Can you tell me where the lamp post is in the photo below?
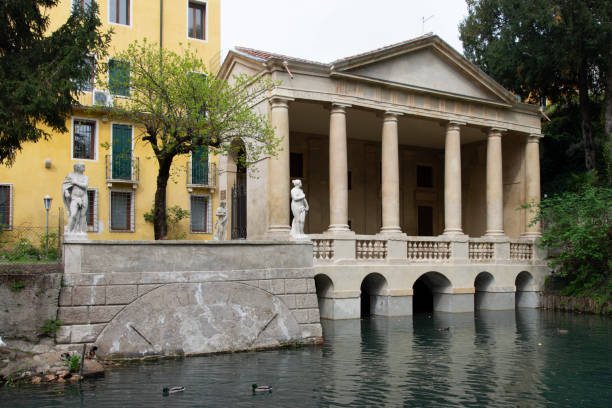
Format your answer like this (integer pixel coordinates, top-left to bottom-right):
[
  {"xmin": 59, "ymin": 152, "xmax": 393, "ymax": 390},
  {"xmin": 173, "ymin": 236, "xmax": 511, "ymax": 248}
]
[{"xmin": 43, "ymin": 195, "xmax": 52, "ymax": 258}]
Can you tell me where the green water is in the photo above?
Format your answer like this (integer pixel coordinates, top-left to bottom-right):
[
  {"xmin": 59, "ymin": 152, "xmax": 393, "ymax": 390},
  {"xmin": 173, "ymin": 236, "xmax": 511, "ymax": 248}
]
[{"xmin": 1, "ymin": 310, "xmax": 610, "ymax": 407}]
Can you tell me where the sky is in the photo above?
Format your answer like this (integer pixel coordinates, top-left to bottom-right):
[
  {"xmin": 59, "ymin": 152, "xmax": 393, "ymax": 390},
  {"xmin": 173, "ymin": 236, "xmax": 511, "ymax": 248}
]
[{"xmin": 220, "ymin": 0, "xmax": 469, "ymax": 65}]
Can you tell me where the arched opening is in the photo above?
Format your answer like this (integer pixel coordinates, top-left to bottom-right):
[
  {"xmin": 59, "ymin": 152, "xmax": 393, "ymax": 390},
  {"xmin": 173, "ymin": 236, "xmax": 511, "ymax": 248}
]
[
  {"xmin": 314, "ymin": 274, "xmax": 334, "ymax": 320},
  {"xmin": 228, "ymin": 139, "xmax": 247, "ymax": 239},
  {"xmin": 515, "ymin": 271, "xmax": 538, "ymax": 308},
  {"xmin": 474, "ymin": 272, "xmax": 495, "ymax": 310},
  {"xmin": 360, "ymin": 273, "xmax": 388, "ymax": 318},
  {"xmin": 412, "ymin": 272, "xmax": 452, "ymax": 313}
]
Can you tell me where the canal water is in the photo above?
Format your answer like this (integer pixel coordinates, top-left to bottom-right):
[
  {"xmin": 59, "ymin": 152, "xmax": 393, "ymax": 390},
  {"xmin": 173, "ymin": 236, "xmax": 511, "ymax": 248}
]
[{"xmin": 1, "ymin": 310, "xmax": 610, "ymax": 407}]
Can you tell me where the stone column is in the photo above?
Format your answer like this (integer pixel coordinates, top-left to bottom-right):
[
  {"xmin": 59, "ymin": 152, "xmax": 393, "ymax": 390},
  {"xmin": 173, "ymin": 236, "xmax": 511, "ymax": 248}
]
[
  {"xmin": 522, "ymin": 134, "xmax": 542, "ymax": 237},
  {"xmin": 327, "ymin": 103, "xmax": 352, "ymax": 234},
  {"xmin": 380, "ymin": 111, "xmax": 403, "ymax": 235},
  {"xmin": 486, "ymin": 128, "xmax": 506, "ymax": 236},
  {"xmin": 443, "ymin": 121, "xmax": 465, "ymax": 235},
  {"xmin": 266, "ymin": 97, "xmax": 293, "ymax": 238}
]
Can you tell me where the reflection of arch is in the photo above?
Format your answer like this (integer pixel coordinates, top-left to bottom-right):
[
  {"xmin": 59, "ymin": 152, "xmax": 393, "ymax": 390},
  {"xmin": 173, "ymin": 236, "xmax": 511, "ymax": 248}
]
[
  {"xmin": 314, "ymin": 274, "xmax": 334, "ymax": 320},
  {"xmin": 515, "ymin": 271, "xmax": 538, "ymax": 308},
  {"xmin": 474, "ymin": 271, "xmax": 494, "ymax": 310},
  {"xmin": 412, "ymin": 271, "xmax": 452, "ymax": 313},
  {"xmin": 228, "ymin": 138, "xmax": 247, "ymax": 239},
  {"xmin": 360, "ymin": 273, "xmax": 388, "ymax": 318}
]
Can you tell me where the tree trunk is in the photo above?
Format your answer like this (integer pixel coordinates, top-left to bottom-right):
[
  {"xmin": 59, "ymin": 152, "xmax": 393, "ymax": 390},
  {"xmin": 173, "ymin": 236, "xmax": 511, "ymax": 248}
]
[
  {"xmin": 153, "ymin": 156, "xmax": 173, "ymax": 240},
  {"xmin": 578, "ymin": 60, "xmax": 596, "ymax": 171}
]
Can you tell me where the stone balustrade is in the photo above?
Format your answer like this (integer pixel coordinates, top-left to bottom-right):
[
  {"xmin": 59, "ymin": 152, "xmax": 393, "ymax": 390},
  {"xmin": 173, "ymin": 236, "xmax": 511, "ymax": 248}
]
[{"xmin": 309, "ymin": 234, "xmax": 540, "ymax": 265}]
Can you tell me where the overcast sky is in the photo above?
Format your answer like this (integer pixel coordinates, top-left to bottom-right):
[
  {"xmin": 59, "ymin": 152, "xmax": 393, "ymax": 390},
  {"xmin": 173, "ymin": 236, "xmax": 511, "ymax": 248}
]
[{"xmin": 220, "ymin": 0, "xmax": 469, "ymax": 64}]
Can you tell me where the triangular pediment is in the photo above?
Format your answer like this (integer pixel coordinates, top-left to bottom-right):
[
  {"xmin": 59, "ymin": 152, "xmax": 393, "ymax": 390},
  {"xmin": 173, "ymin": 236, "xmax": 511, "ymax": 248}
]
[{"xmin": 335, "ymin": 37, "xmax": 515, "ymax": 104}]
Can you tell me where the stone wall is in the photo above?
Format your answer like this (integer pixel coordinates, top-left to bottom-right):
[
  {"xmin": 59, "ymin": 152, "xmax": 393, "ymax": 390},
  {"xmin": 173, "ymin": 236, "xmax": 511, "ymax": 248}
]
[
  {"xmin": 0, "ymin": 264, "xmax": 62, "ymax": 339},
  {"xmin": 59, "ymin": 240, "xmax": 322, "ymax": 359}
]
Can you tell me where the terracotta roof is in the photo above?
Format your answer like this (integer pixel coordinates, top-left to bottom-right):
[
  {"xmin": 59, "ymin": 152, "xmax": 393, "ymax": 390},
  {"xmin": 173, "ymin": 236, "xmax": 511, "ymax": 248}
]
[
  {"xmin": 233, "ymin": 33, "xmax": 436, "ymax": 67},
  {"xmin": 234, "ymin": 46, "xmax": 328, "ymax": 66}
]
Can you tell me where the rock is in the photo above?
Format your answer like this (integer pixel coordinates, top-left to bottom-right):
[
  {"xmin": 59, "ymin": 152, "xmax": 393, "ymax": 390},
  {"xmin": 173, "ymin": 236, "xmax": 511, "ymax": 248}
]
[
  {"xmin": 44, "ymin": 374, "xmax": 56, "ymax": 382},
  {"xmin": 83, "ymin": 359, "xmax": 104, "ymax": 377},
  {"xmin": 56, "ymin": 377, "xmax": 65, "ymax": 383},
  {"xmin": 30, "ymin": 376, "xmax": 41, "ymax": 384},
  {"xmin": 69, "ymin": 374, "xmax": 80, "ymax": 382},
  {"xmin": 56, "ymin": 370, "xmax": 71, "ymax": 379}
]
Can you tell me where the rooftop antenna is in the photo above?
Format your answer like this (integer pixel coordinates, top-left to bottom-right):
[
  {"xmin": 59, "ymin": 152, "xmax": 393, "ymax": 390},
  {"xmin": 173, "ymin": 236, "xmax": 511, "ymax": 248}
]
[{"xmin": 422, "ymin": 15, "xmax": 434, "ymax": 34}]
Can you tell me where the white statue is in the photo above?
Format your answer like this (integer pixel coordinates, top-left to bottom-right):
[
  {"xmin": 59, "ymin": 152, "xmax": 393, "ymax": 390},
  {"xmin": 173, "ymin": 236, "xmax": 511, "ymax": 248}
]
[
  {"xmin": 290, "ymin": 179, "xmax": 309, "ymax": 239},
  {"xmin": 62, "ymin": 163, "xmax": 89, "ymax": 237},
  {"xmin": 213, "ymin": 200, "xmax": 228, "ymax": 241}
]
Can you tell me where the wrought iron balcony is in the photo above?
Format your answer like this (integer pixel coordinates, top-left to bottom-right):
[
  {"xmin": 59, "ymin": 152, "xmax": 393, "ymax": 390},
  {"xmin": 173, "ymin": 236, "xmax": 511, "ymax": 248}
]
[
  {"xmin": 105, "ymin": 155, "xmax": 139, "ymax": 188},
  {"xmin": 186, "ymin": 162, "xmax": 217, "ymax": 191}
]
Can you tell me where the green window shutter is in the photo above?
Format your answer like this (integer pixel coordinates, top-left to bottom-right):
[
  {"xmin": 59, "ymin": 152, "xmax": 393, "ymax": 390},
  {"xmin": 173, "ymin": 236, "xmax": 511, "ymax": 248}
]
[
  {"xmin": 112, "ymin": 124, "xmax": 132, "ymax": 180},
  {"xmin": 192, "ymin": 145, "xmax": 209, "ymax": 185},
  {"xmin": 109, "ymin": 59, "xmax": 130, "ymax": 97}
]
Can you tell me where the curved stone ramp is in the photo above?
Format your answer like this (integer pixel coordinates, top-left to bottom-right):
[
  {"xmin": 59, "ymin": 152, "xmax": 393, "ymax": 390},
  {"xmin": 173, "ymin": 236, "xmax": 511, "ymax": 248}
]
[{"xmin": 95, "ymin": 282, "xmax": 301, "ymax": 359}]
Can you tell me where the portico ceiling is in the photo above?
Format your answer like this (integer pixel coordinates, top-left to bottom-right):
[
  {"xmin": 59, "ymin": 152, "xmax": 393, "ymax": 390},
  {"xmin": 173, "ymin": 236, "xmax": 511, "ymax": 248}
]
[{"xmin": 289, "ymin": 101, "xmax": 486, "ymax": 150}]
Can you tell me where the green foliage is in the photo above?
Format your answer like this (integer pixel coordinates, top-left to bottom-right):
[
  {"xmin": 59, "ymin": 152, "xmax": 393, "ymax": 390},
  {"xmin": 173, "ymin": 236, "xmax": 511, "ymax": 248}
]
[
  {"xmin": 143, "ymin": 205, "xmax": 189, "ymax": 240},
  {"xmin": 528, "ymin": 184, "xmax": 611, "ymax": 298},
  {"xmin": 10, "ymin": 281, "xmax": 25, "ymax": 291},
  {"xmin": 0, "ymin": 0, "xmax": 112, "ymax": 165},
  {"xmin": 40, "ymin": 319, "xmax": 62, "ymax": 338},
  {"xmin": 97, "ymin": 40, "xmax": 279, "ymax": 239},
  {"xmin": 61, "ymin": 352, "xmax": 80, "ymax": 372}
]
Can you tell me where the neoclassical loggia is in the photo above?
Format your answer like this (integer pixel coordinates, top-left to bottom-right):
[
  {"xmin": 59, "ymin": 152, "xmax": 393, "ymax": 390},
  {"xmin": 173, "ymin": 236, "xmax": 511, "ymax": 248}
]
[{"xmin": 219, "ymin": 34, "xmax": 547, "ymax": 318}]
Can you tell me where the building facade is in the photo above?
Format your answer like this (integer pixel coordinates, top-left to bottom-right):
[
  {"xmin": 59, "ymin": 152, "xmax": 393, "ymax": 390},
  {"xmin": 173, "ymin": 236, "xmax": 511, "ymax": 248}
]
[
  {"xmin": 0, "ymin": 0, "xmax": 220, "ymax": 241},
  {"xmin": 219, "ymin": 35, "xmax": 549, "ymax": 318}
]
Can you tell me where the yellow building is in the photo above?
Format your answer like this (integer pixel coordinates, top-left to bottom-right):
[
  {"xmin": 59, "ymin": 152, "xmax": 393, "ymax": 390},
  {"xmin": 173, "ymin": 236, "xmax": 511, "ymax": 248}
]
[{"xmin": 0, "ymin": 0, "xmax": 221, "ymax": 242}]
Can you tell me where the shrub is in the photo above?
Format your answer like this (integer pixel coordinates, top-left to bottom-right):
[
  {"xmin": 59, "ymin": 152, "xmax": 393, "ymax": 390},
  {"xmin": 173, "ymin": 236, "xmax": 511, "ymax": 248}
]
[
  {"xmin": 61, "ymin": 353, "xmax": 80, "ymax": 373},
  {"xmin": 10, "ymin": 281, "xmax": 25, "ymax": 291},
  {"xmin": 528, "ymin": 184, "xmax": 611, "ymax": 299},
  {"xmin": 143, "ymin": 205, "xmax": 189, "ymax": 239},
  {"xmin": 40, "ymin": 319, "xmax": 62, "ymax": 338}
]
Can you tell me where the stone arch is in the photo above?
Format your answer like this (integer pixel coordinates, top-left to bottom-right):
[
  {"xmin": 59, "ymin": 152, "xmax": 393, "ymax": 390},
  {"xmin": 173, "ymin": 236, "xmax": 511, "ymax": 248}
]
[
  {"xmin": 314, "ymin": 273, "xmax": 334, "ymax": 319},
  {"xmin": 474, "ymin": 271, "xmax": 495, "ymax": 310},
  {"xmin": 94, "ymin": 282, "xmax": 301, "ymax": 359},
  {"xmin": 515, "ymin": 271, "xmax": 538, "ymax": 308},
  {"xmin": 360, "ymin": 273, "xmax": 389, "ymax": 318},
  {"xmin": 412, "ymin": 271, "xmax": 453, "ymax": 313}
]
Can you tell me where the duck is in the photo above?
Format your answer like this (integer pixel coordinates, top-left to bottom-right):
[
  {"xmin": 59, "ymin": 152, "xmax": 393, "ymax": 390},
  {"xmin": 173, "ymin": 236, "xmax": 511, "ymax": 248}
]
[
  {"xmin": 162, "ymin": 386, "xmax": 185, "ymax": 396},
  {"xmin": 252, "ymin": 384, "xmax": 273, "ymax": 394}
]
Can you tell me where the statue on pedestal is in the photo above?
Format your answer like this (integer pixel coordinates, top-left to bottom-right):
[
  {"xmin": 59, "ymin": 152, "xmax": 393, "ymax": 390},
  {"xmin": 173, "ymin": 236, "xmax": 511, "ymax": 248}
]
[
  {"xmin": 290, "ymin": 179, "xmax": 309, "ymax": 240},
  {"xmin": 62, "ymin": 163, "xmax": 89, "ymax": 238},
  {"xmin": 213, "ymin": 200, "xmax": 228, "ymax": 241}
]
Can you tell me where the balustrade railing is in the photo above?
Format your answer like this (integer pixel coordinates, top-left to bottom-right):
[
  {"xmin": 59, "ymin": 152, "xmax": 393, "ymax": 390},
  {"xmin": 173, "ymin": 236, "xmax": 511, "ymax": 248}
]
[
  {"xmin": 510, "ymin": 242, "xmax": 533, "ymax": 261},
  {"xmin": 469, "ymin": 242, "xmax": 494, "ymax": 263},
  {"xmin": 356, "ymin": 239, "xmax": 387, "ymax": 260},
  {"xmin": 407, "ymin": 240, "xmax": 451, "ymax": 262},
  {"xmin": 312, "ymin": 239, "xmax": 334, "ymax": 260}
]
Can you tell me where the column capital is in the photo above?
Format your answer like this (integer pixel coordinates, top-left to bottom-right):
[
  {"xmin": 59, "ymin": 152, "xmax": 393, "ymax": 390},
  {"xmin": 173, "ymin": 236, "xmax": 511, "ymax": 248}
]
[
  {"xmin": 487, "ymin": 127, "xmax": 507, "ymax": 137},
  {"xmin": 527, "ymin": 133, "xmax": 543, "ymax": 143},
  {"xmin": 383, "ymin": 110, "xmax": 403, "ymax": 119},
  {"xmin": 330, "ymin": 102, "xmax": 351, "ymax": 114},
  {"xmin": 445, "ymin": 120, "xmax": 466, "ymax": 131},
  {"xmin": 269, "ymin": 96, "xmax": 294, "ymax": 109}
]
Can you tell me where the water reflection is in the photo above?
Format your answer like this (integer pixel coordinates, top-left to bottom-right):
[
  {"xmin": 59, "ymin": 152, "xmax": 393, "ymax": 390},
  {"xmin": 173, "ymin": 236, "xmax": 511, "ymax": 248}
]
[{"xmin": 1, "ymin": 311, "xmax": 610, "ymax": 407}]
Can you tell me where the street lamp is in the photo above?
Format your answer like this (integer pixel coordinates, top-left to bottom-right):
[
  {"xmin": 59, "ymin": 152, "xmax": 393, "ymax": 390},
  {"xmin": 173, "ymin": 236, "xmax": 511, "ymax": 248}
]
[{"xmin": 43, "ymin": 195, "xmax": 52, "ymax": 257}]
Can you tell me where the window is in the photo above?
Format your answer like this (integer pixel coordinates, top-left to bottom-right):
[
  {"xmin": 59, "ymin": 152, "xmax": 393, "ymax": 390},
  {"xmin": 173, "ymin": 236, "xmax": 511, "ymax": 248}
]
[
  {"xmin": 72, "ymin": 0, "xmax": 93, "ymax": 11},
  {"xmin": 290, "ymin": 153, "xmax": 303, "ymax": 178},
  {"xmin": 0, "ymin": 184, "xmax": 12, "ymax": 230},
  {"xmin": 191, "ymin": 146, "xmax": 209, "ymax": 185},
  {"xmin": 109, "ymin": 59, "xmax": 130, "ymax": 97},
  {"xmin": 72, "ymin": 119, "xmax": 96, "ymax": 160},
  {"xmin": 188, "ymin": 2, "xmax": 206, "ymax": 40},
  {"xmin": 109, "ymin": 0, "xmax": 130, "ymax": 25},
  {"xmin": 417, "ymin": 165, "xmax": 433, "ymax": 188},
  {"xmin": 86, "ymin": 189, "xmax": 98, "ymax": 232},
  {"xmin": 110, "ymin": 191, "xmax": 133, "ymax": 231},
  {"xmin": 190, "ymin": 195, "xmax": 211, "ymax": 233},
  {"xmin": 77, "ymin": 56, "xmax": 95, "ymax": 92}
]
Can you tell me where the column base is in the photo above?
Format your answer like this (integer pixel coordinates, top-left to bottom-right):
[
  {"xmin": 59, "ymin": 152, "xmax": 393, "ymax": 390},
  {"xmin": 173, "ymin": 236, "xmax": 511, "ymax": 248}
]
[
  {"xmin": 485, "ymin": 229, "xmax": 506, "ymax": 237},
  {"xmin": 443, "ymin": 228, "xmax": 464, "ymax": 236},
  {"xmin": 265, "ymin": 225, "xmax": 291, "ymax": 240},
  {"xmin": 378, "ymin": 227, "xmax": 406, "ymax": 238},
  {"xmin": 520, "ymin": 232, "xmax": 542, "ymax": 239},
  {"xmin": 325, "ymin": 224, "xmax": 355, "ymax": 236}
]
